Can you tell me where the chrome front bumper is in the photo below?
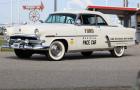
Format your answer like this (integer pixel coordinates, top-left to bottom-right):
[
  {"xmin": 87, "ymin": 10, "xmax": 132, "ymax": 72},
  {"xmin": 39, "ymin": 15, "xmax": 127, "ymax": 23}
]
[
  {"xmin": 1, "ymin": 44, "xmax": 49, "ymax": 50},
  {"xmin": 1, "ymin": 39, "xmax": 49, "ymax": 50}
]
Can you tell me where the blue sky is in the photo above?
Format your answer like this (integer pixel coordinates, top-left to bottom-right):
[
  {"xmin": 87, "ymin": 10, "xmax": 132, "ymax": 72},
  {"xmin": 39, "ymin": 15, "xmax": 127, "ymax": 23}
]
[{"xmin": 0, "ymin": 0, "xmax": 140, "ymax": 24}]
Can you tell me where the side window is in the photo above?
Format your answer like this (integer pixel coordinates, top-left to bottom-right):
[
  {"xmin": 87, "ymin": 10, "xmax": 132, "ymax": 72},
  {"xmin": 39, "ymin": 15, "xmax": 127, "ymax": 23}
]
[
  {"xmin": 96, "ymin": 15, "xmax": 108, "ymax": 26},
  {"xmin": 80, "ymin": 14, "xmax": 96, "ymax": 25}
]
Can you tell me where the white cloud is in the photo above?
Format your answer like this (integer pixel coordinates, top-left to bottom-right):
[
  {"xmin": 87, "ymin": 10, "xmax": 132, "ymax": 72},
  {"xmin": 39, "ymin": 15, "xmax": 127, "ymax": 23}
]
[
  {"xmin": 82, "ymin": 0, "xmax": 93, "ymax": 6},
  {"xmin": 67, "ymin": 0, "xmax": 84, "ymax": 9},
  {"xmin": 66, "ymin": 0, "xmax": 93, "ymax": 10}
]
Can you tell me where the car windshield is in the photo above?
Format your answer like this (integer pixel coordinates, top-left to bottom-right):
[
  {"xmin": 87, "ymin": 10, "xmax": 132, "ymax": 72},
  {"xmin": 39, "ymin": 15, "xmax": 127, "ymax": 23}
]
[{"xmin": 45, "ymin": 13, "xmax": 77, "ymax": 24}]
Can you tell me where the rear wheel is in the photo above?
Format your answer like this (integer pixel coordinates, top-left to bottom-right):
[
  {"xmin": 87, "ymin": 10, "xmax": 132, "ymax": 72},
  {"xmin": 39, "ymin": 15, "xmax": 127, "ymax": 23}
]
[
  {"xmin": 14, "ymin": 49, "xmax": 33, "ymax": 59},
  {"xmin": 46, "ymin": 41, "xmax": 65, "ymax": 61},
  {"xmin": 81, "ymin": 51, "xmax": 93, "ymax": 57},
  {"xmin": 110, "ymin": 46, "xmax": 125, "ymax": 57}
]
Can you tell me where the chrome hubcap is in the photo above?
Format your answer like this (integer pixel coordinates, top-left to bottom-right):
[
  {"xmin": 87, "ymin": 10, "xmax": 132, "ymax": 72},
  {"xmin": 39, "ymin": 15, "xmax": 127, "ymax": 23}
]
[
  {"xmin": 50, "ymin": 43, "xmax": 62, "ymax": 57},
  {"xmin": 114, "ymin": 46, "xmax": 124, "ymax": 57},
  {"xmin": 115, "ymin": 47, "xmax": 124, "ymax": 54}
]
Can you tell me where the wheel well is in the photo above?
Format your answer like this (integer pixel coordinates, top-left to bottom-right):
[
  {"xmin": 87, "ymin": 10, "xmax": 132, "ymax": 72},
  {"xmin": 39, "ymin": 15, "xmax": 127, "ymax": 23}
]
[
  {"xmin": 53, "ymin": 39, "xmax": 68, "ymax": 52},
  {"xmin": 124, "ymin": 46, "xmax": 127, "ymax": 49}
]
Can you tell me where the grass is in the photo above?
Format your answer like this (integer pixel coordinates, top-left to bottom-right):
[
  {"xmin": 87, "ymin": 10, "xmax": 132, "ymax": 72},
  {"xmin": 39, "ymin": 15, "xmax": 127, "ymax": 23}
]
[{"xmin": 0, "ymin": 36, "xmax": 3, "ymax": 46}]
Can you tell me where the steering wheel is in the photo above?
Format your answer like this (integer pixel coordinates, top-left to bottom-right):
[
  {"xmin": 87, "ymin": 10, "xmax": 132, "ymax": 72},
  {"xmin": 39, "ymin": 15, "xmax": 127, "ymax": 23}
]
[{"xmin": 66, "ymin": 19, "xmax": 74, "ymax": 24}]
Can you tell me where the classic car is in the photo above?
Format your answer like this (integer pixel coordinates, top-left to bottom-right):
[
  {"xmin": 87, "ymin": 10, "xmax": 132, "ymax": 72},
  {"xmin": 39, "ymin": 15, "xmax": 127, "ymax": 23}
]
[{"xmin": 2, "ymin": 10, "xmax": 136, "ymax": 61}]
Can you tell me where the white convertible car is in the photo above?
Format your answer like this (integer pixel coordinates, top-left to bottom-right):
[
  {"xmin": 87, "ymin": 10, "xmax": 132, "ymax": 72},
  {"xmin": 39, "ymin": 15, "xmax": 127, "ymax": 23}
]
[{"xmin": 3, "ymin": 10, "xmax": 136, "ymax": 61}]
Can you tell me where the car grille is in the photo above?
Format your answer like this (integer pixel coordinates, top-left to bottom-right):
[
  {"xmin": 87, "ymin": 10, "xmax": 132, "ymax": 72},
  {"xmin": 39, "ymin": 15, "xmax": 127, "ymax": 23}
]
[{"xmin": 10, "ymin": 36, "xmax": 38, "ymax": 40}]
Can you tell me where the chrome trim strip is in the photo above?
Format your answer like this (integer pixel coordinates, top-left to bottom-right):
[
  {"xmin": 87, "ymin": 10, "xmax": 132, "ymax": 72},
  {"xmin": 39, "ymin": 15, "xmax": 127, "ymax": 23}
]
[{"xmin": 45, "ymin": 35, "xmax": 99, "ymax": 38}]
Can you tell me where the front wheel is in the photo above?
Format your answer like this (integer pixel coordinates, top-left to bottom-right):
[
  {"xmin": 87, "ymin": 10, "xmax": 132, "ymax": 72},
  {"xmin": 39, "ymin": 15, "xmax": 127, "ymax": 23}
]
[
  {"xmin": 46, "ymin": 41, "xmax": 65, "ymax": 61},
  {"xmin": 14, "ymin": 49, "xmax": 33, "ymax": 59},
  {"xmin": 110, "ymin": 46, "xmax": 125, "ymax": 57}
]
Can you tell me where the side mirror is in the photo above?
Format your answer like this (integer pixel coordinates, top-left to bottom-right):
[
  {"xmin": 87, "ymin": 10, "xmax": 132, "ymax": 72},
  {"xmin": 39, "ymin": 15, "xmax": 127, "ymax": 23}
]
[
  {"xmin": 39, "ymin": 20, "xmax": 44, "ymax": 23},
  {"xmin": 23, "ymin": 21, "xmax": 27, "ymax": 25},
  {"xmin": 75, "ymin": 19, "xmax": 81, "ymax": 26}
]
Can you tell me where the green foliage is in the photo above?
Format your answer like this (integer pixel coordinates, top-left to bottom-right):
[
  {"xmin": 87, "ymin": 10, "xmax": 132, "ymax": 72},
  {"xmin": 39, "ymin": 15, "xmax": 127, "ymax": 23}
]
[
  {"xmin": 0, "ymin": 36, "xmax": 13, "ymax": 52},
  {"xmin": 0, "ymin": 36, "xmax": 3, "ymax": 46}
]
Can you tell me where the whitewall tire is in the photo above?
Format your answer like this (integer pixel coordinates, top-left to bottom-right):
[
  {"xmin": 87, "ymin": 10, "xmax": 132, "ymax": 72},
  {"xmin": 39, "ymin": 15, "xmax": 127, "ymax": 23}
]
[
  {"xmin": 46, "ymin": 41, "xmax": 65, "ymax": 61},
  {"xmin": 110, "ymin": 46, "xmax": 125, "ymax": 57}
]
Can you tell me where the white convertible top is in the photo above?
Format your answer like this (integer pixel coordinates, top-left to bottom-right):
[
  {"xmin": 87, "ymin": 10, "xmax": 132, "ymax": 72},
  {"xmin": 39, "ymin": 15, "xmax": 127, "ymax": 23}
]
[{"xmin": 52, "ymin": 10, "xmax": 121, "ymax": 27}]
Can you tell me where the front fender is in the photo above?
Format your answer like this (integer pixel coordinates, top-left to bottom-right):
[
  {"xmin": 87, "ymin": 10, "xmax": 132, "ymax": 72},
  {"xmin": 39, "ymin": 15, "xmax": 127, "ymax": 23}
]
[{"xmin": 41, "ymin": 37, "xmax": 67, "ymax": 47}]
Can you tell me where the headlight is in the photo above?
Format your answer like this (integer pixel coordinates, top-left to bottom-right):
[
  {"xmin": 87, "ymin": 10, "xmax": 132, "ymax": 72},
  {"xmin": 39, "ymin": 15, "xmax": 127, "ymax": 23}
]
[
  {"xmin": 25, "ymin": 39, "xmax": 29, "ymax": 44},
  {"xmin": 34, "ymin": 29, "xmax": 40, "ymax": 37},
  {"xmin": 3, "ymin": 27, "xmax": 7, "ymax": 35}
]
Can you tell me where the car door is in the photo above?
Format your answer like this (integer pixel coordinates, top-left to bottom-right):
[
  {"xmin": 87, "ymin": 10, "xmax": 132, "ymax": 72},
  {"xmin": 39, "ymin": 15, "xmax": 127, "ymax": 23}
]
[
  {"xmin": 75, "ymin": 14, "xmax": 107, "ymax": 50},
  {"xmin": 95, "ymin": 15, "xmax": 110, "ymax": 48}
]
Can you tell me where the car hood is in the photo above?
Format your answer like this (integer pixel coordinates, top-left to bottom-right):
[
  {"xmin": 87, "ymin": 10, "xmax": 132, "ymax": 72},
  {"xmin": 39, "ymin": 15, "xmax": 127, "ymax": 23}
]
[{"xmin": 12, "ymin": 23, "xmax": 75, "ymax": 36}]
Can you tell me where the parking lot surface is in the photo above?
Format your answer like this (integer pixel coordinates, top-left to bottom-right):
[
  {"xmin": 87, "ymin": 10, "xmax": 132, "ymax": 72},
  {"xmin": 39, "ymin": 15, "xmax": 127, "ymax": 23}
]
[{"xmin": 0, "ymin": 45, "xmax": 140, "ymax": 89}]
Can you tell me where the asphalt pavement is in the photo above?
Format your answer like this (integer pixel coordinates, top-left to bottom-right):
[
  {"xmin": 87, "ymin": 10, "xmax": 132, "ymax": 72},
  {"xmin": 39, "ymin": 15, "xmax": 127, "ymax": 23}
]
[{"xmin": 0, "ymin": 45, "xmax": 140, "ymax": 90}]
